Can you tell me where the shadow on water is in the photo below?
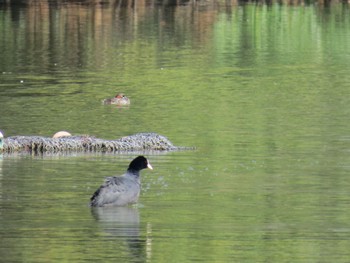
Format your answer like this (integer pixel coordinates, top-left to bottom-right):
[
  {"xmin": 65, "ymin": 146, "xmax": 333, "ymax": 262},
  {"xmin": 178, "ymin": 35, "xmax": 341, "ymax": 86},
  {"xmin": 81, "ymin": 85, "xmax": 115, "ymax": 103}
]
[{"xmin": 91, "ymin": 206, "xmax": 151, "ymax": 261}]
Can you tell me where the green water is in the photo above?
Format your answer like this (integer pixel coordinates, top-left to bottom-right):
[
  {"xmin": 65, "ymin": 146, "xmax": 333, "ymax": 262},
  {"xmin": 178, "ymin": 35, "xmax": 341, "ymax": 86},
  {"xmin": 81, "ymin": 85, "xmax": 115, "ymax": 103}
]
[{"xmin": 1, "ymin": 1, "xmax": 350, "ymax": 262}]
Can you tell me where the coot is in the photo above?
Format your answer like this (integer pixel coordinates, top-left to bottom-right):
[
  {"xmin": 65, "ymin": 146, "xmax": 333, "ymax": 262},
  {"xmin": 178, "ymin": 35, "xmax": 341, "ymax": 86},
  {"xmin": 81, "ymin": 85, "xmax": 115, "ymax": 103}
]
[{"xmin": 90, "ymin": 156, "xmax": 152, "ymax": 207}]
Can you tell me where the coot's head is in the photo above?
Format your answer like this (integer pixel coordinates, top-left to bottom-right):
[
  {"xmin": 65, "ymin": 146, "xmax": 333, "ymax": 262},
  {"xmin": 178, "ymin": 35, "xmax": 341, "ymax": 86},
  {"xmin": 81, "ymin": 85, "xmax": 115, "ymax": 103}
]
[{"xmin": 128, "ymin": 156, "xmax": 153, "ymax": 171}]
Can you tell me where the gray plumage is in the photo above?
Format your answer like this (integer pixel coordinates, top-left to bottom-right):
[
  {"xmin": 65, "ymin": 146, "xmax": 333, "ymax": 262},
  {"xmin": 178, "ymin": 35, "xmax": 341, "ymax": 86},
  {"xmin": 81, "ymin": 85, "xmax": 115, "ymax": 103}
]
[{"xmin": 90, "ymin": 156, "xmax": 152, "ymax": 207}]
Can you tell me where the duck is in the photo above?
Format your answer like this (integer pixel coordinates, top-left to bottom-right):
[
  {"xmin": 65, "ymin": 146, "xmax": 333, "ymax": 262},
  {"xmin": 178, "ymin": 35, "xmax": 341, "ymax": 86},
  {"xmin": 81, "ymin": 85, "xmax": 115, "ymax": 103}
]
[
  {"xmin": 102, "ymin": 93, "xmax": 130, "ymax": 106},
  {"xmin": 90, "ymin": 156, "xmax": 153, "ymax": 207}
]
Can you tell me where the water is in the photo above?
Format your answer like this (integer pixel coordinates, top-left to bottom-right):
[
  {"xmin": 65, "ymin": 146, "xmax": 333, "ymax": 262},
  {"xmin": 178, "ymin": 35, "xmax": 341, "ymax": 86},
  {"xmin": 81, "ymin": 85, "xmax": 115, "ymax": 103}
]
[{"xmin": 1, "ymin": 1, "xmax": 350, "ymax": 262}]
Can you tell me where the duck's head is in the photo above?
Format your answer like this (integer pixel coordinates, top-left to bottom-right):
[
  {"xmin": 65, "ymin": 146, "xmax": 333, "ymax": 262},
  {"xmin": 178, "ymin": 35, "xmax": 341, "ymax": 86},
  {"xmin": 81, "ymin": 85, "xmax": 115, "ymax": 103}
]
[
  {"xmin": 114, "ymin": 93, "xmax": 130, "ymax": 105},
  {"xmin": 115, "ymin": 93, "xmax": 126, "ymax": 99}
]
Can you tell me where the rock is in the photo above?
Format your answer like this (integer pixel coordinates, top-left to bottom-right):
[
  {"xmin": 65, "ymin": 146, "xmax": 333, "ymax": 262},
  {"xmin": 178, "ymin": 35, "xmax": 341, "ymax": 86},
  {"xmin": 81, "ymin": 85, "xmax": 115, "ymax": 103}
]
[
  {"xmin": 53, "ymin": 131, "xmax": 72, "ymax": 138},
  {"xmin": 2, "ymin": 132, "xmax": 193, "ymax": 154}
]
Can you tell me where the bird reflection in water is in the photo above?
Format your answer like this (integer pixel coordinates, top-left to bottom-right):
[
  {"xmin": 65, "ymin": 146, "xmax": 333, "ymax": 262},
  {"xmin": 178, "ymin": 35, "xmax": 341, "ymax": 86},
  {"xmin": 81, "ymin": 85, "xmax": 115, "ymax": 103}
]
[{"xmin": 91, "ymin": 206, "xmax": 152, "ymax": 261}]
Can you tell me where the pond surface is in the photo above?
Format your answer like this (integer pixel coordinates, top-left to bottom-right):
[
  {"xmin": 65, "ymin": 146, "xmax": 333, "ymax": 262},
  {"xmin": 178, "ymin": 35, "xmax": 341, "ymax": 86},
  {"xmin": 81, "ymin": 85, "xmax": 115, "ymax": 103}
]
[{"xmin": 1, "ymin": 1, "xmax": 350, "ymax": 262}]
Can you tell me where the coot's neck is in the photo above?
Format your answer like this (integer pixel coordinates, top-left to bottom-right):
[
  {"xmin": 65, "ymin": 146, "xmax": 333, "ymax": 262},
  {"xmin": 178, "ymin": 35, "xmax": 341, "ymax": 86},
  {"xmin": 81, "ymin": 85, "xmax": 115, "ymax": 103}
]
[{"xmin": 126, "ymin": 168, "xmax": 141, "ymax": 178}]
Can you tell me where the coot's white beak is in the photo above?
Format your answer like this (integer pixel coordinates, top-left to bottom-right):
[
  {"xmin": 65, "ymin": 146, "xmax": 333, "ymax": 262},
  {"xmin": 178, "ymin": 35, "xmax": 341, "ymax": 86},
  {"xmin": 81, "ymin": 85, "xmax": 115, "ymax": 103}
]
[{"xmin": 147, "ymin": 161, "xmax": 153, "ymax": 170}]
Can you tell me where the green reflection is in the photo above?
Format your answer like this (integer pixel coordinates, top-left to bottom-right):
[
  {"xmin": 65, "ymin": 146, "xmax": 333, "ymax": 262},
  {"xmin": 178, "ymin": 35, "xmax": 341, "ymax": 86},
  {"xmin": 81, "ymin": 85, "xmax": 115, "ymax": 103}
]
[{"xmin": 0, "ymin": 1, "xmax": 350, "ymax": 262}]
